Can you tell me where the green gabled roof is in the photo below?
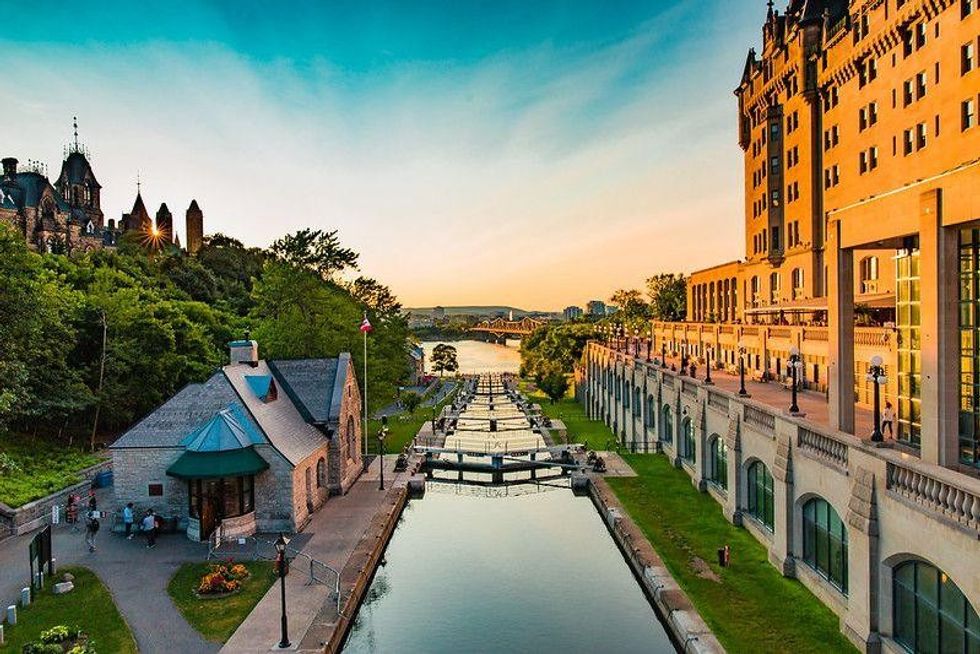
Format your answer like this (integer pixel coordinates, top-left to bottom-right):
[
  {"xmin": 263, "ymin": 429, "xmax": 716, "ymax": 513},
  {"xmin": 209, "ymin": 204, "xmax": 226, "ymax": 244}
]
[
  {"xmin": 166, "ymin": 446, "xmax": 269, "ymax": 479},
  {"xmin": 180, "ymin": 404, "xmax": 265, "ymax": 452},
  {"xmin": 244, "ymin": 374, "xmax": 274, "ymax": 401}
]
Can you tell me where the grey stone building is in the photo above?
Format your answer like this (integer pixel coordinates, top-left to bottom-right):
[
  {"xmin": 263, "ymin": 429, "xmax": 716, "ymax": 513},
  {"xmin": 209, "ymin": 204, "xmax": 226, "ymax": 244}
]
[{"xmin": 110, "ymin": 339, "xmax": 363, "ymax": 540}]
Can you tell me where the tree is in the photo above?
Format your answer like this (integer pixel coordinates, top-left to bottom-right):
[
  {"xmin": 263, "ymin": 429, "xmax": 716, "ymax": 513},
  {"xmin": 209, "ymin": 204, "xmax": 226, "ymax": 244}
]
[
  {"xmin": 430, "ymin": 344, "xmax": 459, "ymax": 377},
  {"xmin": 270, "ymin": 229, "xmax": 358, "ymax": 281},
  {"xmin": 400, "ymin": 390, "xmax": 423, "ymax": 414},
  {"xmin": 646, "ymin": 273, "xmax": 688, "ymax": 321},
  {"xmin": 519, "ymin": 322, "xmax": 595, "ymax": 380},
  {"xmin": 537, "ymin": 371, "xmax": 570, "ymax": 404},
  {"xmin": 349, "ymin": 277, "xmax": 402, "ymax": 318},
  {"xmin": 609, "ymin": 288, "xmax": 650, "ymax": 319}
]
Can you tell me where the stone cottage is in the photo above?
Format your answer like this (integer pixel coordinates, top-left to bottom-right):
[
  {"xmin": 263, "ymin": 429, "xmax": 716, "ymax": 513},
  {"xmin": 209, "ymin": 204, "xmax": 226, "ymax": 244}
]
[{"xmin": 110, "ymin": 339, "xmax": 363, "ymax": 540}]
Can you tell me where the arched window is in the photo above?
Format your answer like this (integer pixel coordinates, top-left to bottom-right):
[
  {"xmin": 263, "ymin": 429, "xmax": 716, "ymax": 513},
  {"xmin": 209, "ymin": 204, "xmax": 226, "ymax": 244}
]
[
  {"xmin": 746, "ymin": 461, "xmax": 774, "ymax": 530},
  {"xmin": 646, "ymin": 395, "xmax": 656, "ymax": 428},
  {"xmin": 661, "ymin": 405, "xmax": 673, "ymax": 445},
  {"xmin": 615, "ymin": 375, "xmax": 621, "ymax": 400},
  {"xmin": 802, "ymin": 497, "xmax": 848, "ymax": 594},
  {"xmin": 770, "ymin": 272, "xmax": 781, "ymax": 304},
  {"xmin": 633, "ymin": 387, "xmax": 641, "ymax": 417},
  {"xmin": 316, "ymin": 457, "xmax": 326, "ymax": 488},
  {"xmin": 707, "ymin": 435, "xmax": 727, "ymax": 489},
  {"xmin": 681, "ymin": 417, "xmax": 695, "ymax": 464},
  {"xmin": 347, "ymin": 415, "xmax": 357, "ymax": 458},
  {"xmin": 623, "ymin": 382, "xmax": 630, "ymax": 408},
  {"xmin": 893, "ymin": 559, "xmax": 980, "ymax": 653}
]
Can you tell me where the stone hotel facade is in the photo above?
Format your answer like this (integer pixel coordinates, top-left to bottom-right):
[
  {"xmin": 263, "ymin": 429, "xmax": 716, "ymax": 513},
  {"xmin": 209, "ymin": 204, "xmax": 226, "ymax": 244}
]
[{"xmin": 582, "ymin": 1, "xmax": 980, "ymax": 652}]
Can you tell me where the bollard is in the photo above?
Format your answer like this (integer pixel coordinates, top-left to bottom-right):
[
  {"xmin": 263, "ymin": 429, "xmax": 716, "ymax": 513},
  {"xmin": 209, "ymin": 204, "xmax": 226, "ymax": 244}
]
[
  {"xmin": 0, "ymin": 623, "xmax": 4, "ymax": 645},
  {"xmin": 20, "ymin": 587, "xmax": 30, "ymax": 607},
  {"xmin": 6, "ymin": 605, "xmax": 16, "ymax": 626}
]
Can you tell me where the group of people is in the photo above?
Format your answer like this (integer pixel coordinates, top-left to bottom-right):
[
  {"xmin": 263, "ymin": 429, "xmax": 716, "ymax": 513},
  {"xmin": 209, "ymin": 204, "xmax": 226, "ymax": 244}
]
[{"xmin": 81, "ymin": 496, "xmax": 160, "ymax": 553}]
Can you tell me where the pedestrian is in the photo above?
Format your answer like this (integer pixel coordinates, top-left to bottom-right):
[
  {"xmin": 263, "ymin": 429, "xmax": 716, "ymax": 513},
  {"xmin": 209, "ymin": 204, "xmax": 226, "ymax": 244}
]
[
  {"xmin": 881, "ymin": 401, "xmax": 895, "ymax": 438},
  {"xmin": 123, "ymin": 502, "xmax": 135, "ymax": 539},
  {"xmin": 142, "ymin": 509, "xmax": 158, "ymax": 548},
  {"xmin": 87, "ymin": 490, "xmax": 97, "ymax": 513},
  {"xmin": 85, "ymin": 510, "xmax": 100, "ymax": 553}
]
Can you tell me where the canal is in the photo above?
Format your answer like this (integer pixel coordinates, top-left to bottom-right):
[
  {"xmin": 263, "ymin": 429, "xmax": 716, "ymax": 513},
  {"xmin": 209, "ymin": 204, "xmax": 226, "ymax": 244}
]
[
  {"xmin": 421, "ymin": 339, "xmax": 521, "ymax": 375},
  {"xmin": 343, "ymin": 373, "xmax": 676, "ymax": 653}
]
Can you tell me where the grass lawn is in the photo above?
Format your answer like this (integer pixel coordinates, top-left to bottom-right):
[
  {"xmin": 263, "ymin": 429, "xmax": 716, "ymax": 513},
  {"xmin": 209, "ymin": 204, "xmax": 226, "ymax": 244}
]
[
  {"xmin": 521, "ymin": 381, "xmax": 618, "ymax": 449},
  {"xmin": 167, "ymin": 561, "xmax": 277, "ymax": 643},
  {"xmin": 0, "ymin": 566, "xmax": 137, "ymax": 653},
  {"xmin": 366, "ymin": 381, "xmax": 459, "ymax": 455},
  {"xmin": 0, "ymin": 432, "xmax": 105, "ymax": 508}
]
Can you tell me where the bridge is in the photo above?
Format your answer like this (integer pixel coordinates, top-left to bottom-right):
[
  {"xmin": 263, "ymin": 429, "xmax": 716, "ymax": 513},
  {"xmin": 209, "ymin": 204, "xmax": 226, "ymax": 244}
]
[{"xmin": 470, "ymin": 316, "xmax": 546, "ymax": 341}]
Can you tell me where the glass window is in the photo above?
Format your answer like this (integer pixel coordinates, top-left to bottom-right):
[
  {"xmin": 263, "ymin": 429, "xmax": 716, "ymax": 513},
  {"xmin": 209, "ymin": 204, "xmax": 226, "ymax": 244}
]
[
  {"xmin": 893, "ymin": 559, "xmax": 980, "ymax": 653},
  {"xmin": 802, "ymin": 497, "xmax": 848, "ymax": 594},
  {"xmin": 960, "ymin": 229, "xmax": 980, "ymax": 468},
  {"xmin": 681, "ymin": 417, "xmax": 695, "ymax": 464},
  {"xmin": 898, "ymin": 247, "xmax": 923, "ymax": 447},
  {"xmin": 746, "ymin": 461, "xmax": 774, "ymax": 530},
  {"xmin": 662, "ymin": 406, "xmax": 673, "ymax": 445},
  {"xmin": 707, "ymin": 436, "xmax": 727, "ymax": 489}
]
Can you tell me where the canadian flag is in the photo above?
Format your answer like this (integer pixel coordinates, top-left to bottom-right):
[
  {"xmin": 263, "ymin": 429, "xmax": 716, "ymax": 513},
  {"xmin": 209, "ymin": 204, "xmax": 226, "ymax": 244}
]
[{"xmin": 359, "ymin": 314, "xmax": 373, "ymax": 333}]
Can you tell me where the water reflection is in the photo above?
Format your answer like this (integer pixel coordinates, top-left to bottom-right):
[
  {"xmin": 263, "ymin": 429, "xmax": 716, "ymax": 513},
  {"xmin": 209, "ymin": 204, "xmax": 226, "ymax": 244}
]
[
  {"xmin": 343, "ymin": 475, "xmax": 675, "ymax": 654},
  {"xmin": 421, "ymin": 339, "xmax": 521, "ymax": 375}
]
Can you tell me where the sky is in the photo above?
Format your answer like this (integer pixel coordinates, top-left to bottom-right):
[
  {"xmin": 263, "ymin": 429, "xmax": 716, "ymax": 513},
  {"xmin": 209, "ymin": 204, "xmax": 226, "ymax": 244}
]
[{"xmin": 1, "ymin": 0, "xmax": 763, "ymax": 311}]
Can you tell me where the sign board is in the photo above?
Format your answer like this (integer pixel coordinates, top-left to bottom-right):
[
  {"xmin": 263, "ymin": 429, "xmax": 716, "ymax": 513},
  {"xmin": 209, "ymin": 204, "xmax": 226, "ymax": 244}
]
[{"xmin": 51, "ymin": 505, "xmax": 60, "ymax": 525}]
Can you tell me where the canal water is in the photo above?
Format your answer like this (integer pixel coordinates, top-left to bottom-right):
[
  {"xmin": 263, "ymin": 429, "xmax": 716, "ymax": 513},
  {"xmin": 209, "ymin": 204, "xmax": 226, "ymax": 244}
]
[
  {"xmin": 343, "ymin": 371, "xmax": 675, "ymax": 653},
  {"xmin": 421, "ymin": 339, "xmax": 521, "ymax": 375}
]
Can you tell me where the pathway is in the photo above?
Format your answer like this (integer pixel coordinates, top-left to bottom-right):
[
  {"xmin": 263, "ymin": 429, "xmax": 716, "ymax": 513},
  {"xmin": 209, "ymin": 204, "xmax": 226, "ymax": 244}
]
[{"xmin": 0, "ymin": 489, "xmax": 215, "ymax": 654}]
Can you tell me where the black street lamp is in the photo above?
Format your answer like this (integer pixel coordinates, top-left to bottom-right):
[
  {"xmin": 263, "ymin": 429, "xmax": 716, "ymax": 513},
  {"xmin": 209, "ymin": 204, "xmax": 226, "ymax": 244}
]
[
  {"xmin": 275, "ymin": 532, "xmax": 291, "ymax": 649},
  {"xmin": 788, "ymin": 346, "xmax": 802, "ymax": 415},
  {"xmin": 633, "ymin": 328, "xmax": 640, "ymax": 358},
  {"xmin": 378, "ymin": 416, "xmax": 389, "ymax": 490},
  {"xmin": 704, "ymin": 346, "xmax": 713, "ymax": 385},
  {"xmin": 738, "ymin": 341, "xmax": 749, "ymax": 397},
  {"xmin": 646, "ymin": 329, "xmax": 652, "ymax": 363},
  {"xmin": 867, "ymin": 355, "xmax": 887, "ymax": 442},
  {"xmin": 661, "ymin": 343, "xmax": 667, "ymax": 368}
]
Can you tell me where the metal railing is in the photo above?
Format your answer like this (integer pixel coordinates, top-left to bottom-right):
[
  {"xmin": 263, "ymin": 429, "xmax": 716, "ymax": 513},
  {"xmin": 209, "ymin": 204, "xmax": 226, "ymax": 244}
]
[{"xmin": 247, "ymin": 535, "xmax": 342, "ymax": 615}]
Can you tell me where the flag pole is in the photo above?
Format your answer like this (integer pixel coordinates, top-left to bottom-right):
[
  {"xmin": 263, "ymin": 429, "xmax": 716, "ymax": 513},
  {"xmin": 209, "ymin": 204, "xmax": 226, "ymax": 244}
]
[{"xmin": 363, "ymin": 315, "xmax": 368, "ymax": 463}]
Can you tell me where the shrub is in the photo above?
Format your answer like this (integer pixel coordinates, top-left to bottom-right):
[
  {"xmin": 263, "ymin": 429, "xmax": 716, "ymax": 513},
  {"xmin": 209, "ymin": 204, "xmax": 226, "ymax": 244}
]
[{"xmin": 196, "ymin": 562, "xmax": 248, "ymax": 595}]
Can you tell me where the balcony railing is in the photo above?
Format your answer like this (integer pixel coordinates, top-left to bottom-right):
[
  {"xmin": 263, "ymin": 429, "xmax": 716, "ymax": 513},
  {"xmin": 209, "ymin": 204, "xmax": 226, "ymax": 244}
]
[
  {"xmin": 708, "ymin": 391, "xmax": 730, "ymax": 414},
  {"xmin": 662, "ymin": 374, "xmax": 675, "ymax": 388},
  {"xmin": 798, "ymin": 427, "xmax": 848, "ymax": 470},
  {"xmin": 886, "ymin": 462, "xmax": 980, "ymax": 533},
  {"xmin": 682, "ymin": 379, "xmax": 699, "ymax": 397},
  {"xmin": 744, "ymin": 405, "xmax": 776, "ymax": 434}
]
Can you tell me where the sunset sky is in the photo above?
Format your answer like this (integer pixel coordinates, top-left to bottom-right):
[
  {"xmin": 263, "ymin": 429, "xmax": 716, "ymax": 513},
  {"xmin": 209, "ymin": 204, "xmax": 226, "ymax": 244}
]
[{"xmin": 2, "ymin": 0, "xmax": 763, "ymax": 310}]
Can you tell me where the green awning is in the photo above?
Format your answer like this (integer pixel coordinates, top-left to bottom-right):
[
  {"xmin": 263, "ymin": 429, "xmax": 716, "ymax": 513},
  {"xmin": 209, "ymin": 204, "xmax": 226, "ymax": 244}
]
[{"xmin": 166, "ymin": 446, "xmax": 269, "ymax": 479}]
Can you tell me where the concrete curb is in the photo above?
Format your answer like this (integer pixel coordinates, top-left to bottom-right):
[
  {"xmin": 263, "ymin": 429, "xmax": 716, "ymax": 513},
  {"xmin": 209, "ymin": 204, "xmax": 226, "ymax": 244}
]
[{"xmin": 589, "ymin": 476, "xmax": 726, "ymax": 654}]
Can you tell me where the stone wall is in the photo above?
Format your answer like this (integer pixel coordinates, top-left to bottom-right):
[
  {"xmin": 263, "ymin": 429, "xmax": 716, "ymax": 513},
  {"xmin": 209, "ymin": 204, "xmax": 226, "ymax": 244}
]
[
  {"xmin": 584, "ymin": 341, "xmax": 980, "ymax": 653},
  {"xmin": 111, "ymin": 447, "xmax": 185, "ymax": 517},
  {"xmin": 329, "ymin": 358, "xmax": 363, "ymax": 496},
  {"xmin": 0, "ymin": 459, "xmax": 112, "ymax": 538}
]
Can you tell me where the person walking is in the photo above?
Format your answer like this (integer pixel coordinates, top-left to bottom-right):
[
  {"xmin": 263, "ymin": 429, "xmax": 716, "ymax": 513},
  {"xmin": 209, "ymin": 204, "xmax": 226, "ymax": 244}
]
[
  {"xmin": 123, "ymin": 503, "xmax": 135, "ymax": 539},
  {"xmin": 142, "ymin": 510, "xmax": 157, "ymax": 549},
  {"xmin": 85, "ymin": 510, "xmax": 100, "ymax": 553},
  {"xmin": 881, "ymin": 401, "xmax": 895, "ymax": 438}
]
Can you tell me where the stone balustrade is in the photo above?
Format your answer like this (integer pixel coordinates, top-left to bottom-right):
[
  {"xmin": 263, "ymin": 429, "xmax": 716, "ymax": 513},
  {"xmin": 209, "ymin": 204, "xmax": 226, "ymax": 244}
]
[
  {"xmin": 707, "ymin": 391, "xmax": 729, "ymax": 414},
  {"xmin": 797, "ymin": 426, "xmax": 849, "ymax": 470},
  {"xmin": 886, "ymin": 461, "xmax": 980, "ymax": 533},
  {"xmin": 744, "ymin": 405, "xmax": 775, "ymax": 434}
]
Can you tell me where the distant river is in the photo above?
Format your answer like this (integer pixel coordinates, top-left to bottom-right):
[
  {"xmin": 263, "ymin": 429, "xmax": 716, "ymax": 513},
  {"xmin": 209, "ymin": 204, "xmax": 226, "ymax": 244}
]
[{"xmin": 421, "ymin": 339, "xmax": 521, "ymax": 375}]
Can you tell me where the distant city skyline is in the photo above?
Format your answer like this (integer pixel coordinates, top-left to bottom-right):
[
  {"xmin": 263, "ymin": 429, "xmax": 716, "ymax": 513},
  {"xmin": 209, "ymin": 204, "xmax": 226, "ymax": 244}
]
[{"xmin": 2, "ymin": 0, "xmax": 762, "ymax": 310}]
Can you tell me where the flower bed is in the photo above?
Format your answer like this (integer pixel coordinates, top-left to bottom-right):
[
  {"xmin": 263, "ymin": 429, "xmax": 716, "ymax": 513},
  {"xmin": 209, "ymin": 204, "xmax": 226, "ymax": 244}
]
[
  {"xmin": 21, "ymin": 625, "xmax": 95, "ymax": 653},
  {"xmin": 194, "ymin": 561, "xmax": 251, "ymax": 598},
  {"xmin": 168, "ymin": 561, "xmax": 277, "ymax": 642}
]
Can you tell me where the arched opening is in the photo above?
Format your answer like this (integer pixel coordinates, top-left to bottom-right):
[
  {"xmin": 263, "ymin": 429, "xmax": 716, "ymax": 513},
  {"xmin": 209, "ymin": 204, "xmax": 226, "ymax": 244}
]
[
  {"xmin": 646, "ymin": 395, "xmax": 655, "ymax": 428},
  {"xmin": 707, "ymin": 435, "xmax": 727, "ymax": 489},
  {"xmin": 316, "ymin": 457, "xmax": 326, "ymax": 488},
  {"xmin": 661, "ymin": 405, "xmax": 673, "ymax": 445},
  {"xmin": 633, "ymin": 387, "xmax": 641, "ymax": 418},
  {"xmin": 802, "ymin": 497, "xmax": 848, "ymax": 594},
  {"xmin": 746, "ymin": 460, "xmax": 774, "ymax": 530},
  {"xmin": 305, "ymin": 467, "xmax": 314, "ymax": 511},
  {"xmin": 347, "ymin": 415, "xmax": 357, "ymax": 459},
  {"xmin": 680, "ymin": 416, "xmax": 695, "ymax": 464},
  {"xmin": 893, "ymin": 559, "xmax": 980, "ymax": 652}
]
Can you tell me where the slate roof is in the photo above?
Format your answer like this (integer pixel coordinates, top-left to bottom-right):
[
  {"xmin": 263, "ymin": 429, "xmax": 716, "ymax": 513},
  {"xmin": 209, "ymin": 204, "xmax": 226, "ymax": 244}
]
[
  {"xmin": 0, "ymin": 173, "xmax": 68, "ymax": 211},
  {"xmin": 111, "ymin": 372, "xmax": 264, "ymax": 449},
  {"xmin": 267, "ymin": 357, "xmax": 344, "ymax": 424},
  {"xmin": 58, "ymin": 152, "xmax": 101, "ymax": 188}
]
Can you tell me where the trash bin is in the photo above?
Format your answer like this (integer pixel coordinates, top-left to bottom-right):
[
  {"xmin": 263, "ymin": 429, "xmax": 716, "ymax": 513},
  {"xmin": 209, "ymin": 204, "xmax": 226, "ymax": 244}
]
[{"xmin": 94, "ymin": 471, "xmax": 113, "ymax": 488}]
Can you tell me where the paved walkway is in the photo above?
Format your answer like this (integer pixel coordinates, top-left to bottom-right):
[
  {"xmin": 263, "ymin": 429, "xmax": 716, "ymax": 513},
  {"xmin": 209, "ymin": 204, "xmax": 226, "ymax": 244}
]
[
  {"xmin": 0, "ymin": 489, "xmax": 215, "ymax": 654},
  {"xmin": 221, "ymin": 455, "xmax": 411, "ymax": 653},
  {"xmin": 653, "ymin": 353, "xmax": 877, "ymax": 438}
]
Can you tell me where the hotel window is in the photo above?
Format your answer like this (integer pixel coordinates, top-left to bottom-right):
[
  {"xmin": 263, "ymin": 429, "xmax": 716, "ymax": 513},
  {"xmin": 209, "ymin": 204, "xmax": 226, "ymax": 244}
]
[
  {"xmin": 916, "ymin": 122, "xmax": 928, "ymax": 149},
  {"xmin": 860, "ymin": 151, "xmax": 869, "ymax": 174},
  {"xmin": 770, "ymin": 272, "xmax": 781, "ymax": 303},
  {"xmin": 860, "ymin": 256, "xmax": 879, "ymax": 294},
  {"xmin": 802, "ymin": 498, "xmax": 848, "ymax": 595},
  {"xmin": 964, "ymin": 98, "xmax": 977, "ymax": 130},
  {"xmin": 916, "ymin": 22, "xmax": 927, "ymax": 49},
  {"xmin": 964, "ymin": 41, "xmax": 976, "ymax": 74},
  {"xmin": 792, "ymin": 268, "xmax": 804, "ymax": 299},
  {"xmin": 903, "ymin": 79, "xmax": 914, "ymax": 106},
  {"xmin": 958, "ymin": 228, "xmax": 980, "ymax": 468},
  {"xmin": 904, "ymin": 128, "xmax": 915, "ymax": 155},
  {"xmin": 965, "ymin": 0, "xmax": 975, "ymax": 18},
  {"xmin": 870, "ymin": 147, "xmax": 878, "ymax": 170},
  {"xmin": 916, "ymin": 71, "xmax": 928, "ymax": 98},
  {"xmin": 897, "ymin": 246, "xmax": 922, "ymax": 446}
]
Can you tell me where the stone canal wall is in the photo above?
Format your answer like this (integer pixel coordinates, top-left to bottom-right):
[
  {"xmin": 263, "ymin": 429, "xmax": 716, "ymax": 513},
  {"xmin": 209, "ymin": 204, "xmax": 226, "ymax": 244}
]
[{"xmin": 589, "ymin": 476, "xmax": 725, "ymax": 654}]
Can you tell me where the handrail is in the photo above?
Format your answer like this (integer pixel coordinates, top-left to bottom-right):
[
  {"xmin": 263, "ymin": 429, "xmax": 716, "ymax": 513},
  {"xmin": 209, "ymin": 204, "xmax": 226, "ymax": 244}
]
[
  {"xmin": 797, "ymin": 427, "xmax": 848, "ymax": 470},
  {"xmin": 886, "ymin": 462, "xmax": 980, "ymax": 533},
  {"xmin": 249, "ymin": 535, "xmax": 342, "ymax": 615},
  {"xmin": 744, "ymin": 405, "xmax": 775, "ymax": 433}
]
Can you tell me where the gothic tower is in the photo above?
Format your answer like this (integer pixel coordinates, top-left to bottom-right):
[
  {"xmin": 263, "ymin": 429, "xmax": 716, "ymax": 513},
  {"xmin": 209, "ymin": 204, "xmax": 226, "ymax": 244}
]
[
  {"xmin": 186, "ymin": 199, "xmax": 203, "ymax": 254},
  {"xmin": 54, "ymin": 117, "xmax": 104, "ymax": 232},
  {"xmin": 155, "ymin": 203, "xmax": 173, "ymax": 244}
]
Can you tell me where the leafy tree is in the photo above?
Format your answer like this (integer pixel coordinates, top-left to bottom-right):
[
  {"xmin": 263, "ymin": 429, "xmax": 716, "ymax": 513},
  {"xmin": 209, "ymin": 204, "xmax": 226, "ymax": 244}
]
[
  {"xmin": 537, "ymin": 371, "xmax": 570, "ymax": 404},
  {"xmin": 400, "ymin": 390, "xmax": 423, "ymax": 414},
  {"xmin": 430, "ymin": 344, "xmax": 459, "ymax": 377},
  {"xmin": 520, "ymin": 322, "xmax": 595, "ymax": 380},
  {"xmin": 609, "ymin": 288, "xmax": 650, "ymax": 319},
  {"xmin": 349, "ymin": 277, "xmax": 401, "ymax": 318},
  {"xmin": 646, "ymin": 273, "xmax": 688, "ymax": 321},
  {"xmin": 195, "ymin": 233, "xmax": 267, "ymax": 315},
  {"xmin": 270, "ymin": 229, "xmax": 358, "ymax": 281}
]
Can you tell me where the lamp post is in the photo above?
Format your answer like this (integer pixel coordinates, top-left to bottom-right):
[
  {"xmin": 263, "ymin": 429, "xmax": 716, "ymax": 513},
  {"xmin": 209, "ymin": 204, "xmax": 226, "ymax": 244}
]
[
  {"xmin": 646, "ymin": 327, "xmax": 652, "ymax": 363},
  {"xmin": 661, "ymin": 343, "xmax": 667, "ymax": 368},
  {"xmin": 788, "ymin": 346, "xmax": 802, "ymax": 415},
  {"xmin": 704, "ymin": 346, "xmax": 713, "ymax": 385},
  {"xmin": 633, "ymin": 328, "xmax": 640, "ymax": 358},
  {"xmin": 378, "ymin": 416, "xmax": 389, "ymax": 490},
  {"xmin": 275, "ymin": 532, "xmax": 291, "ymax": 649},
  {"xmin": 738, "ymin": 341, "xmax": 749, "ymax": 397},
  {"xmin": 867, "ymin": 355, "xmax": 887, "ymax": 442}
]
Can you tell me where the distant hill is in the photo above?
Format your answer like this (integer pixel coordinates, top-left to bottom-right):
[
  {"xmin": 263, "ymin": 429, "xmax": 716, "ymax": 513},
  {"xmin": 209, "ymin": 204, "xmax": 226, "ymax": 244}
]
[{"xmin": 406, "ymin": 306, "xmax": 548, "ymax": 318}]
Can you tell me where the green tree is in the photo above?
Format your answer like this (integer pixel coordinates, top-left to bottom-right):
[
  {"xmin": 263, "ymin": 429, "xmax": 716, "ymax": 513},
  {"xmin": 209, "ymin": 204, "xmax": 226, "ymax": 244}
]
[
  {"xmin": 269, "ymin": 229, "xmax": 358, "ymax": 281},
  {"xmin": 646, "ymin": 273, "xmax": 688, "ymax": 321},
  {"xmin": 609, "ymin": 288, "xmax": 650, "ymax": 319},
  {"xmin": 537, "ymin": 371, "xmax": 570, "ymax": 404},
  {"xmin": 519, "ymin": 322, "xmax": 595, "ymax": 380},
  {"xmin": 430, "ymin": 344, "xmax": 459, "ymax": 377},
  {"xmin": 400, "ymin": 390, "xmax": 423, "ymax": 414}
]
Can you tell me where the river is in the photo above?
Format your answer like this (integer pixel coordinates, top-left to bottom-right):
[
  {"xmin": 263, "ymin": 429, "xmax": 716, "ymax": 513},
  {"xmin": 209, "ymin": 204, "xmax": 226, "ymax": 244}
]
[{"xmin": 421, "ymin": 339, "xmax": 522, "ymax": 375}]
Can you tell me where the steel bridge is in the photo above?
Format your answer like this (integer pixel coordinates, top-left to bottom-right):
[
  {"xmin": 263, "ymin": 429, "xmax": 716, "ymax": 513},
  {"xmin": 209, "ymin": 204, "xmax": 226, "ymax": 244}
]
[{"xmin": 470, "ymin": 316, "xmax": 546, "ymax": 341}]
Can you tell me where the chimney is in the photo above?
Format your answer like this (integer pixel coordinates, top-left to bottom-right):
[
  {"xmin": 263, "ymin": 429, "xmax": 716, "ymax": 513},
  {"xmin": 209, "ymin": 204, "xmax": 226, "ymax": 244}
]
[
  {"xmin": 2, "ymin": 158, "xmax": 17, "ymax": 180},
  {"xmin": 228, "ymin": 335, "xmax": 259, "ymax": 367}
]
